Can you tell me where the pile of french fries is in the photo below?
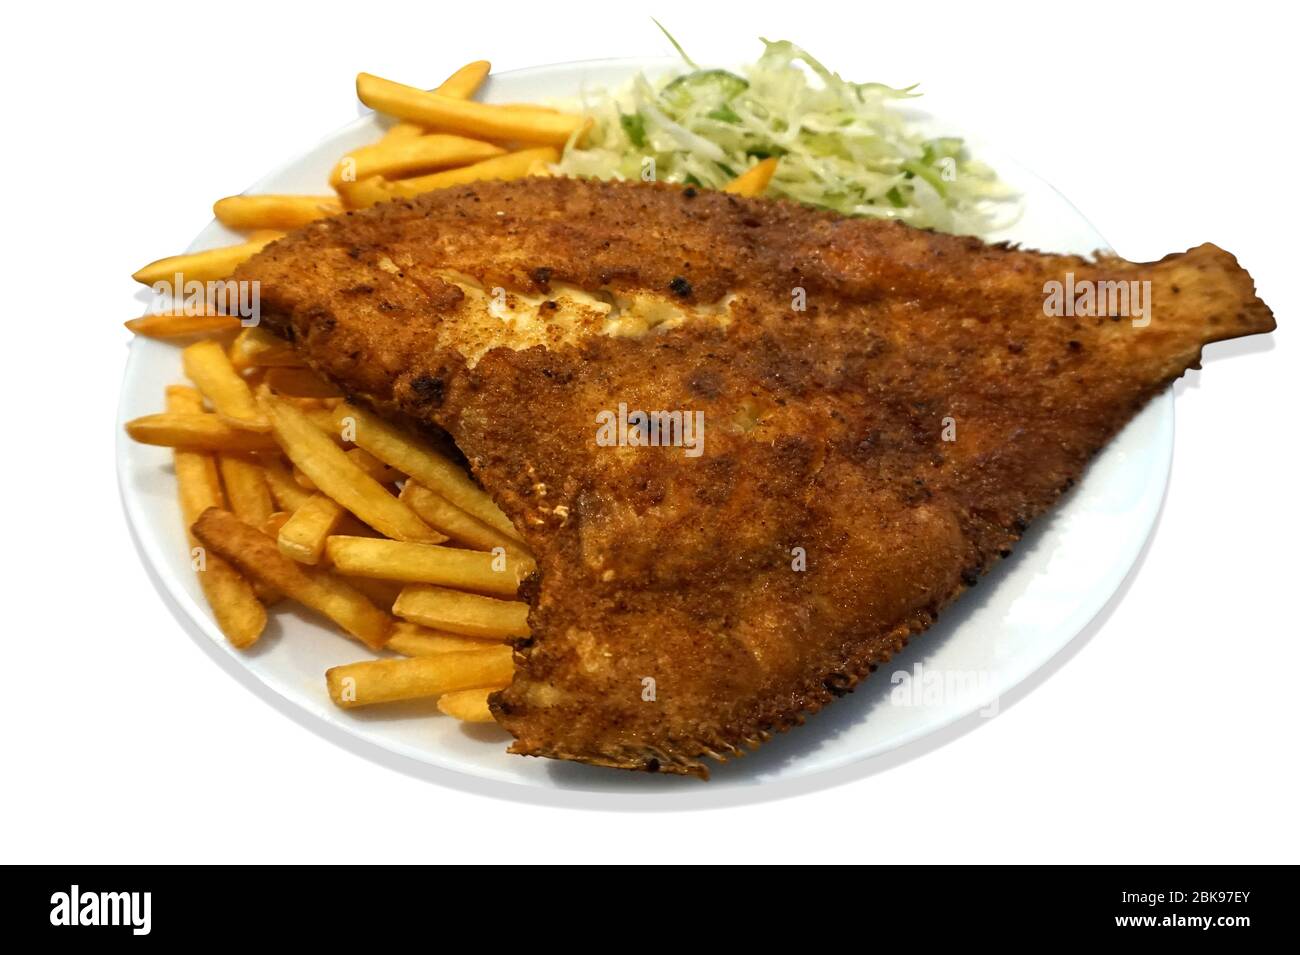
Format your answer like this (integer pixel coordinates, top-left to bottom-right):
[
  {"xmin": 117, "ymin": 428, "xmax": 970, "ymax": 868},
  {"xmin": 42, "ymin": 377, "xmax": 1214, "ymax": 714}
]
[
  {"xmin": 124, "ymin": 59, "xmax": 776, "ymax": 730},
  {"xmin": 126, "ymin": 324, "xmax": 537, "ymax": 723},
  {"xmin": 128, "ymin": 60, "xmax": 589, "ymax": 301}
]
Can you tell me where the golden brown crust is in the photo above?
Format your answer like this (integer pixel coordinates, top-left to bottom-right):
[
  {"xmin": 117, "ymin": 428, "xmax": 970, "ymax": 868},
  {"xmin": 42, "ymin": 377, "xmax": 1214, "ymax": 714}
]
[{"xmin": 237, "ymin": 177, "xmax": 1275, "ymax": 778}]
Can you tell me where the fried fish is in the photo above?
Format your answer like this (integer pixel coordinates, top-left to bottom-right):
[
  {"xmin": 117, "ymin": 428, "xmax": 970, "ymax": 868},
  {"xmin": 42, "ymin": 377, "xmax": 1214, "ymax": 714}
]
[{"xmin": 236, "ymin": 177, "xmax": 1275, "ymax": 777}]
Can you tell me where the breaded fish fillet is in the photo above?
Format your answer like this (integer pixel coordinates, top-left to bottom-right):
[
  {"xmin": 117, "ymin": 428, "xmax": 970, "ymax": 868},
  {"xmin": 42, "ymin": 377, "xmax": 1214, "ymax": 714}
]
[{"xmin": 236, "ymin": 177, "xmax": 1275, "ymax": 777}]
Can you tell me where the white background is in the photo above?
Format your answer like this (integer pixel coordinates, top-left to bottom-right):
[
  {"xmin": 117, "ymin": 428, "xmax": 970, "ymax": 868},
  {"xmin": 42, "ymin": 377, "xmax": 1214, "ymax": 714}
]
[{"xmin": 3, "ymin": 0, "xmax": 1295, "ymax": 863}]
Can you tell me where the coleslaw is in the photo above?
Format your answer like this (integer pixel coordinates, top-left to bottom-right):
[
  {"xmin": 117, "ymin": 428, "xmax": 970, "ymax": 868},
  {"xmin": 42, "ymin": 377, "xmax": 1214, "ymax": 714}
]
[{"xmin": 554, "ymin": 32, "xmax": 1018, "ymax": 235}]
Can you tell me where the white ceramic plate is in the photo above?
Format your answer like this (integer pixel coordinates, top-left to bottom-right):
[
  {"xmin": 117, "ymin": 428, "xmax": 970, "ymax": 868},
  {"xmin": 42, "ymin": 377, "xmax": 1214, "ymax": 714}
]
[{"xmin": 117, "ymin": 58, "xmax": 1172, "ymax": 798}]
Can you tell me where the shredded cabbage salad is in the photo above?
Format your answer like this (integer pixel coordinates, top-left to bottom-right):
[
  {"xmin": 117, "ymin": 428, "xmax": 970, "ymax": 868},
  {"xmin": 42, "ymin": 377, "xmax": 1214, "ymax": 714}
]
[{"xmin": 553, "ymin": 31, "xmax": 1018, "ymax": 236}]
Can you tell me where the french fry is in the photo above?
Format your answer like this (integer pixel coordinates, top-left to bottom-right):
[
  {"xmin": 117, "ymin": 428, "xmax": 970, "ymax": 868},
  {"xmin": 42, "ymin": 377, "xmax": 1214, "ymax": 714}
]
[
  {"xmin": 261, "ymin": 456, "xmax": 314, "ymax": 511},
  {"xmin": 229, "ymin": 326, "xmax": 302, "ymax": 370},
  {"xmin": 166, "ymin": 386, "xmax": 265, "ymax": 649},
  {"xmin": 125, "ymin": 311, "xmax": 241, "ymax": 339},
  {"xmin": 357, "ymin": 72, "xmax": 585, "ymax": 147},
  {"xmin": 385, "ymin": 146, "xmax": 558, "ymax": 192},
  {"xmin": 325, "ymin": 536, "xmax": 529, "ymax": 596},
  {"xmin": 336, "ymin": 176, "xmax": 393, "ymax": 210},
  {"xmin": 278, "ymin": 494, "xmax": 344, "ymax": 565},
  {"xmin": 182, "ymin": 339, "xmax": 269, "ymax": 431},
  {"xmin": 437, "ymin": 687, "xmax": 501, "ymax": 723},
  {"xmin": 399, "ymin": 482, "xmax": 531, "ymax": 563},
  {"xmin": 217, "ymin": 453, "xmax": 274, "ymax": 525},
  {"xmin": 357, "ymin": 69, "xmax": 483, "ymax": 158},
  {"xmin": 435, "ymin": 60, "xmax": 491, "ymax": 99},
  {"xmin": 166, "ymin": 384, "xmax": 206, "ymax": 416},
  {"xmin": 347, "ymin": 447, "xmax": 403, "ymax": 485},
  {"xmin": 186, "ymin": 534, "xmax": 267, "ymax": 648},
  {"xmin": 325, "ymin": 645, "xmax": 513, "ymax": 708},
  {"xmin": 723, "ymin": 157, "xmax": 779, "ymax": 197},
  {"xmin": 394, "ymin": 584, "xmax": 530, "ymax": 638},
  {"xmin": 193, "ymin": 508, "xmax": 392, "ymax": 649},
  {"xmin": 329, "ymin": 134, "xmax": 505, "ymax": 189},
  {"xmin": 213, "ymin": 194, "xmax": 342, "ymax": 231},
  {"xmin": 263, "ymin": 395, "xmax": 443, "ymax": 543},
  {"xmin": 172, "ymin": 431, "xmax": 274, "ymax": 605},
  {"xmin": 341, "ymin": 575, "xmax": 404, "ymax": 610},
  {"xmin": 264, "ymin": 366, "xmax": 342, "ymax": 398},
  {"xmin": 387, "ymin": 621, "xmax": 505, "ymax": 655},
  {"xmin": 498, "ymin": 102, "xmax": 563, "ymax": 113},
  {"xmin": 125, "ymin": 413, "xmax": 279, "ymax": 452},
  {"xmin": 379, "ymin": 121, "xmax": 426, "ymax": 142},
  {"xmin": 215, "ymin": 513, "xmax": 285, "ymax": 605},
  {"xmin": 344, "ymin": 147, "xmax": 559, "ymax": 207},
  {"xmin": 335, "ymin": 403, "xmax": 521, "ymax": 541},
  {"xmin": 293, "ymin": 449, "xmax": 400, "ymax": 491},
  {"xmin": 132, "ymin": 232, "xmax": 283, "ymax": 285},
  {"xmin": 261, "ymin": 511, "xmax": 292, "ymax": 537},
  {"xmin": 303, "ymin": 406, "xmax": 347, "ymax": 441}
]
